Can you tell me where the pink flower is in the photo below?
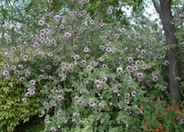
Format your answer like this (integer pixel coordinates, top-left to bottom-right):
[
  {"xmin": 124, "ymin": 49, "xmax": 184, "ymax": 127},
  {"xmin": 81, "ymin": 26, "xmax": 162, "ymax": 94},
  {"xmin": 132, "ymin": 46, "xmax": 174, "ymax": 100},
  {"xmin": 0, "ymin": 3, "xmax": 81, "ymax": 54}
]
[
  {"xmin": 100, "ymin": 45, "xmax": 105, "ymax": 51},
  {"xmin": 85, "ymin": 41, "xmax": 91, "ymax": 45},
  {"xmin": 64, "ymin": 32, "xmax": 72, "ymax": 38},
  {"xmin": 90, "ymin": 20, "xmax": 94, "ymax": 24},
  {"xmin": 128, "ymin": 57, "xmax": 133, "ymax": 62},
  {"xmin": 14, "ymin": 70, "xmax": 20, "ymax": 75},
  {"xmin": 120, "ymin": 28, "xmax": 125, "ymax": 32},
  {"xmin": 102, "ymin": 64, "xmax": 107, "ymax": 68},
  {"xmin": 101, "ymin": 36, "xmax": 107, "ymax": 41},
  {"xmin": 59, "ymin": 24, "xmax": 65, "ymax": 29},
  {"xmin": 25, "ymin": 71, "xmax": 31, "ymax": 77},
  {"xmin": 54, "ymin": 15, "xmax": 61, "ymax": 21},
  {"xmin": 124, "ymin": 99, "xmax": 130, "ymax": 104},
  {"xmin": 74, "ymin": 55, "xmax": 80, "ymax": 60},
  {"xmin": 3, "ymin": 70, "xmax": 9, "ymax": 76},
  {"xmin": 124, "ymin": 93, "xmax": 130, "ymax": 98},
  {"xmin": 137, "ymin": 73, "xmax": 143, "ymax": 79},
  {"xmin": 112, "ymin": 88, "xmax": 119, "ymax": 93},
  {"xmin": 131, "ymin": 91, "xmax": 137, "ymax": 96},
  {"xmin": 4, "ymin": 64, "xmax": 9, "ymax": 69},
  {"xmin": 38, "ymin": 19, "xmax": 44, "ymax": 26},
  {"xmin": 107, "ymin": 9, "xmax": 112, "ymax": 14},
  {"xmin": 134, "ymin": 33, "xmax": 139, "ymax": 37},
  {"xmin": 109, "ymin": 41, "xmax": 113, "ymax": 47},
  {"xmin": 87, "ymin": 65, "xmax": 92, "ymax": 71},
  {"xmin": 57, "ymin": 95, "xmax": 63, "ymax": 101},
  {"xmin": 89, "ymin": 101, "xmax": 96, "ymax": 107},
  {"xmin": 152, "ymin": 76, "xmax": 158, "ymax": 82},
  {"xmin": 22, "ymin": 98, "xmax": 27, "ymax": 102},
  {"xmin": 132, "ymin": 65, "xmax": 137, "ymax": 72},
  {"xmin": 95, "ymin": 80, "xmax": 100, "ymax": 85},
  {"xmin": 135, "ymin": 60, "xmax": 140, "ymax": 65},
  {"xmin": 11, "ymin": 65, "xmax": 16, "ymax": 70},
  {"xmin": 116, "ymin": 67, "xmax": 123, "ymax": 73},
  {"xmin": 48, "ymin": 52, "xmax": 53, "ymax": 57},
  {"xmin": 114, "ymin": 34, "xmax": 120, "ymax": 38},
  {"xmin": 125, "ymin": 107, "xmax": 131, "ymax": 111},
  {"xmin": 11, "ymin": 47, "xmax": 16, "ymax": 51},
  {"xmin": 73, "ymin": 45, "xmax": 78, "ymax": 50},
  {"xmin": 108, "ymin": 6, "xmax": 113, "ymax": 10},
  {"xmin": 164, "ymin": 61, "xmax": 170, "ymax": 66},
  {"xmin": 19, "ymin": 77, "xmax": 25, "ymax": 81},
  {"xmin": 180, "ymin": 119, "xmax": 184, "ymax": 124},
  {"xmin": 141, "ymin": 50, "xmax": 146, "ymax": 55},
  {"xmin": 47, "ymin": 0, "xmax": 53, "ymax": 3},
  {"xmin": 7, "ymin": 38, "xmax": 12, "ymax": 43},
  {"xmin": 127, "ymin": 66, "xmax": 132, "ymax": 70},
  {"xmin": 30, "ymin": 80, "xmax": 35, "ymax": 85},
  {"xmin": 44, "ymin": 118, "xmax": 50, "ymax": 124},
  {"xmin": 57, "ymin": 110, "xmax": 62, "ymax": 115},
  {"xmin": 106, "ymin": 47, "xmax": 112, "ymax": 53},
  {"xmin": 142, "ymin": 65, "xmax": 147, "ymax": 70},
  {"xmin": 83, "ymin": 47, "xmax": 89, "ymax": 52},
  {"xmin": 46, "ymin": 65, "xmax": 51, "ymax": 70}
]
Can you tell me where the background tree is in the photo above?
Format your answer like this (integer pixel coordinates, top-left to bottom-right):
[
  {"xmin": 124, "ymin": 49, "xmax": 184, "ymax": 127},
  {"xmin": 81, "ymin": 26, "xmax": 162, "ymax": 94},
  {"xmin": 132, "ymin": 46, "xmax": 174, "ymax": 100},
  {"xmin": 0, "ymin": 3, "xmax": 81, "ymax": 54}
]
[{"xmin": 152, "ymin": 0, "xmax": 183, "ymax": 102}]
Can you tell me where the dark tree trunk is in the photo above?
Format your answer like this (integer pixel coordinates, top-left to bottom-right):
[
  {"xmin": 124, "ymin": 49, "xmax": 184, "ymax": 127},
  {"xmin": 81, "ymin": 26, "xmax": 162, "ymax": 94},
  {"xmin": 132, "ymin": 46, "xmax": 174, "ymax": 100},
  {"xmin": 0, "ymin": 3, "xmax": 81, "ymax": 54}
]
[{"xmin": 153, "ymin": 0, "xmax": 181, "ymax": 102}]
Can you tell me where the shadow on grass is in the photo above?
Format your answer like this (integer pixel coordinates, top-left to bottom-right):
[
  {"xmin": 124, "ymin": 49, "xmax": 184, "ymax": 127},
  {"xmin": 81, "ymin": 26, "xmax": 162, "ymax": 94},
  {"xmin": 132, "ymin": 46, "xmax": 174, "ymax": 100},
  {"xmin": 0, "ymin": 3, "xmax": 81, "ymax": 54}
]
[{"xmin": 14, "ymin": 115, "xmax": 44, "ymax": 132}]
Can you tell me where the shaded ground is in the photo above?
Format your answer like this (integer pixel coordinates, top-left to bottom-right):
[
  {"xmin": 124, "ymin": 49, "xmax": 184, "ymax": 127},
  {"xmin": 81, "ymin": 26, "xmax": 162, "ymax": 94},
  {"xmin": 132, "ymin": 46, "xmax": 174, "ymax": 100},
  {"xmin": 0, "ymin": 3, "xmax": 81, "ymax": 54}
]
[{"xmin": 14, "ymin": 115, "xmax": 44, "ymax": 132}]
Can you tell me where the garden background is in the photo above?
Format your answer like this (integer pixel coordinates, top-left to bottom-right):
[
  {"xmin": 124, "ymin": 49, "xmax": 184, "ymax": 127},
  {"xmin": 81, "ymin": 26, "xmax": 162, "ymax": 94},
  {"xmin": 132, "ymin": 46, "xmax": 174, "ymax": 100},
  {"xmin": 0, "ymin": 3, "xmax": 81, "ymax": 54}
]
[{"xmin": 0, "ymin": 0, "xmax": 184, "ymax": 131}]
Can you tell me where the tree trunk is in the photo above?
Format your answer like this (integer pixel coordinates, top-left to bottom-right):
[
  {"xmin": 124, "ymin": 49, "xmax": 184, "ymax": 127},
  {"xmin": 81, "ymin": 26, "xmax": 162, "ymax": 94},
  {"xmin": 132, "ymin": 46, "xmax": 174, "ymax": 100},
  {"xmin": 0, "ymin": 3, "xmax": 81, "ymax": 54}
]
[{"xmin": 153, "ymin": 0, "xmax": 181, "ymax": 102}]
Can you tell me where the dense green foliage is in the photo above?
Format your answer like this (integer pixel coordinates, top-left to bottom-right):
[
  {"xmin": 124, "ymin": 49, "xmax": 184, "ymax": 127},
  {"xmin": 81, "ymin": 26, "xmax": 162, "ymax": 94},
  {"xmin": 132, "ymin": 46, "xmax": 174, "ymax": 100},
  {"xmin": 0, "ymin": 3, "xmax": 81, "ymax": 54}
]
[{"xmin": 0, "ymin": 0, "xmax": 183, "ymax": 131}]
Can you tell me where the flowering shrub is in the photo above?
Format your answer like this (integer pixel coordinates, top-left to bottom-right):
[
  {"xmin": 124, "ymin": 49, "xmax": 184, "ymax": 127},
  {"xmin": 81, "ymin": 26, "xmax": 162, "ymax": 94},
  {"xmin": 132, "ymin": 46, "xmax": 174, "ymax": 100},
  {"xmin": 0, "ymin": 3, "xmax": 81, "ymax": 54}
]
[{"xmin": 1, "ymin": 0, "xmax": 183, "ymax": 131}]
